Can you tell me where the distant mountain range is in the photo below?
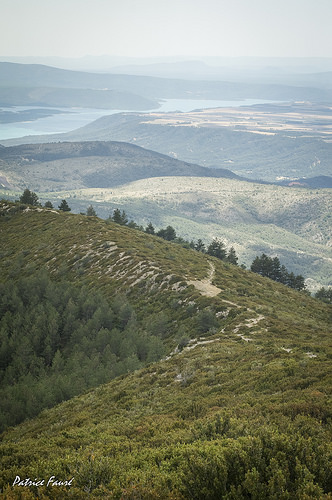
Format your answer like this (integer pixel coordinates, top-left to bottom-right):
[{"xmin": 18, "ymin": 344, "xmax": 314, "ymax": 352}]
[
  {"xmin": 1, "ymin": 139, "xmax": 330, "ymax": 191},
  {"xmin": 2, "ymin": 56, "xmax": 332, "ymax": 83},
  {"xmin": 1, "ymin": 61, "xmax": 332, "ymax": 111}
]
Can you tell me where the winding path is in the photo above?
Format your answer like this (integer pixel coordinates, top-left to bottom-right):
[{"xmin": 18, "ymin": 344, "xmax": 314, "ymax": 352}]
[{"xmin": 187, "ymin": 262, "xmax": 222, "ymax": 297}]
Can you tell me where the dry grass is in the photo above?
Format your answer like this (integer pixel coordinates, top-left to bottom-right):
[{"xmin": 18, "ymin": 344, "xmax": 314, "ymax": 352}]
[{"xmin": 143, "ymin": 102, "xmax": 332, "ymax": 137}]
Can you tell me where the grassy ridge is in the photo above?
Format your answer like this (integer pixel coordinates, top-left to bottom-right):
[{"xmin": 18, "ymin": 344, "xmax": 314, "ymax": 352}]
[{"xmin": 0, "ymin": 203, "xmax": 331, "ymax": 498}]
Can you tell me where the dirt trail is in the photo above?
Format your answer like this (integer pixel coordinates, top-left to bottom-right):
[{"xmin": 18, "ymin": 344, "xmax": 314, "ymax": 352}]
[{"xmin": 187, "ymin": 262, "xmax": 222, "ymax": 297}]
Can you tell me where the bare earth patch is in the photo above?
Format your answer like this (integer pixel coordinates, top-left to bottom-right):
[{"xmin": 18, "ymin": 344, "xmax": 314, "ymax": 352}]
[{"xmin": 187, "ymin": 262, "xmax": 222, "ymax": 297}]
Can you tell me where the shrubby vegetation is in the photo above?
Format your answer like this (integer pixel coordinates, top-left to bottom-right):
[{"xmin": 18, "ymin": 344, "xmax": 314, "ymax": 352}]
[
  {"xmin": 0, "ymin": 325, "xmax": 331, "ymax": 498},
  {"xmin": 109, "ymin": 208, "xmax": 309, "ymax": 291},
  {"xmin": 0, "ymin": 199, "xmax": 331, "ymax": 498}
]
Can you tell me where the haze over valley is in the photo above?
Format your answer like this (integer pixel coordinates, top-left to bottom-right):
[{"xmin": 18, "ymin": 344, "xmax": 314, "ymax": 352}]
[
  {"xmin": 1, "ymin": 58, "xmax": 331, "ymax": 291},
  {"xmin": 1, "ymin": 1, "xmax": 332, "ymax": 497}
]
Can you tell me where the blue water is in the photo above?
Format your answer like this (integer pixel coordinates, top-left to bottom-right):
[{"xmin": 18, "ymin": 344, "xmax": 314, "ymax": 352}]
[
  {"xmin": 0, "ymin": 107, "xmax": 124, "ymax": 140},
  {"xmin": 0, "ymin": 99, "xmax": 280, "ymax": 140}
]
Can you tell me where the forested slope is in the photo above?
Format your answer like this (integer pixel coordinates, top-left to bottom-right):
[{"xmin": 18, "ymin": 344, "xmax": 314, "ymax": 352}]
[{"xmin": 0, "ymin": 202, "xmax": 331, "ymax": 499}]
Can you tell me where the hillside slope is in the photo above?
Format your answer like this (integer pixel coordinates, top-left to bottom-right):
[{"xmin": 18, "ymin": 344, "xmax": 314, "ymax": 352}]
[
  {"xmin": 0, "ymin": 140, "xmax": 240, "ymax": 191},
  {"xmin": 0, "ymin": 204, "xmax": 331, "ymax": 499},
  {"xmin": 32, "ymin": 175, "xmax": 331, "ymax": 290}
]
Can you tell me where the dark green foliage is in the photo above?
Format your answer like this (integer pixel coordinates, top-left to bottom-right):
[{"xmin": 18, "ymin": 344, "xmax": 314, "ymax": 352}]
[
  {"xmin": 110, "ymin": 208, "xmax": 128, "ymax": 225},
  {"xmin": 176, "ymin": 431, "xmax": 331, "ymax": 500},
  {"xmin": 86, "ymin": 204, "xmax": 97, "ymax": 216},
  {"xmin": 58, "ymin": 199, "xmax": 71, "ymax": 211},
  {"xmin": 145, "ymin": 221, "xmax": 155, "ymax": 234},
  {"xmin": 251, "ymin": 253, "xmax": 306, "ymax": 291},
  {"xmin": 145, "ymin": 311, "xmax": 170, "ymax": 338},
  {"xmin": 207, "ymin": 239, "xmax": 227, "ymax": 260},
  {"xmin": 19, "ymin": 188, "xmax": 40, "ymax": 206},
  {"xmin": 44, "ymin": 200, "xmax": 53, "ymax": 208},
  {"xmin": 0, "ymin": 272, "xmax": 167, "ymax": 431},
  {"xmin": 315, "ymin": 287, "xmax": 332, "ymax": 304},
  {"xmin": 196, "ymin": 307, "xmax": 219, "ymax": 333},
  {"xmin": 227, "ymin": 247, "xmax": 238, "ymax": 265},
  {"xmin": 194, "ymin": 239, "xmax": 206, "ymax": 253},
  {"xmin": 157, "ymin": 225, "xmax": 177, "ymax": 241}
]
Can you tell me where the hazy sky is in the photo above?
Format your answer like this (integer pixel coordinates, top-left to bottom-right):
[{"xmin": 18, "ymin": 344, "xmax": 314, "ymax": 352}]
[{"xmin": 1, "ymin": 0, "xmax": 331, "ymax": 59}]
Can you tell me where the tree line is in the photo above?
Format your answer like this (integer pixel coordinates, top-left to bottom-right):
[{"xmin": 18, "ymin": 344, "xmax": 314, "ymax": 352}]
[
  {"xmin": 15, "ymin": 192, "xmax": 239, "ymax": 264},
  {"xmin": 108, "ymin": 208, "xmax": 239, "ymax": 265},
  {"xmin": 18, "ymin": 188, "xmax": 71, "ymax": 212},
  {"xmin": 250, "ymin": 253, "xmax": 306, "ymax": 291}
]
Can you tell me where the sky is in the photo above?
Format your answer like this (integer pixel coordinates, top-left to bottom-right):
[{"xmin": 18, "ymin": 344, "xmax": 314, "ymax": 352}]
[{"xmin": 1, "ymin": 0, "xmax": 331, "ymax": 59}]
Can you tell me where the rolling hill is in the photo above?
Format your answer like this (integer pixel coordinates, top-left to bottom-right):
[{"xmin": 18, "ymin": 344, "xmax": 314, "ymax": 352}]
[
  {"xmin": 0, "ymin": 203, "xmax": 331, "ymax": 499},
  {"xmin": 0, "ymin": 140, "xmax": 241, "ymax": 191},
  {"xmin": 56, "ymin": 104, "xmax": 332, "ymax": 182},
  {"xmin": 0, "ymin": 140, "xmax": 330, "ymax": 290},
  {"xmin": 6, "ymin": 101, "xmax": 331, "ymax": 182}
]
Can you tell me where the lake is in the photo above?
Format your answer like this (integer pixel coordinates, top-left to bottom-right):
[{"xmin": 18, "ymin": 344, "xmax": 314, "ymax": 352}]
[{"xmin": 0, "ymin": 99, "xmax": 280, "ymax": 140}]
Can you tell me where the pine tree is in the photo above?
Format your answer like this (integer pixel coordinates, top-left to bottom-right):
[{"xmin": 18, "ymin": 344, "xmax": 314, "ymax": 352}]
[
  {"xmin": 194, "ymin": 239, "xmax": 206, "ymax": 253},
  {"xmin": 250, "ymin": 254, "xmax": 273, "ymax": 278},
  {"xmin": 271, "ymin": 257, "xmax": 282, "ymax": 281},
  {"xmin": 156, "ymin": 226, "xmax": 176, "ymax": 241},
  {"xmin": 164, "ymin": 225, "xmax": 177, "ymax": 241},
  {"xmin": 227, "ymin": 247, "xmax": 238, "ymax": 265},
  {"xmin": 86, "ymin": 205, "xmax": 97, "ymax": 217},
  {"xmin": 145, "ymin": 222, "xmax": 155, "ymax": 234},
  {"xmin": 58, "ymin": 199, "xmax": 71, "ymax": 212},
  {"xmin": 251, "ymin": 254, "xmax": 306, "ymax": 291},
  {"xmin": 293, "ymin": 274, "xmax": 306, "ymax": 291},
  {"xmin": 111, "ymin": 208, "xmax": 128, "ymax": 225},
  {"xmin": 207, "ymin": 239, "xmax": 227, "ymax": 260},
  {"xmin": 19, "ymin": 189, "xmax": 40, "ymax": 206}
]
